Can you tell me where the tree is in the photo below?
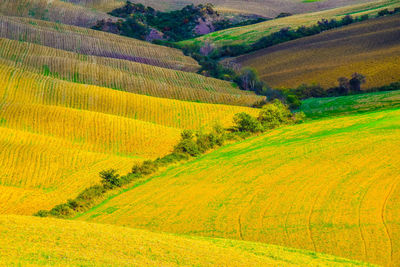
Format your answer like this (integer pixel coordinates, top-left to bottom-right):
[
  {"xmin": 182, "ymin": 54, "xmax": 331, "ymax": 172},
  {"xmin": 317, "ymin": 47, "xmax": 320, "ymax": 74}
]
[
  {"xmin": 238, "ymin": 67, "xmax": 264, "ymax": 93},
  {"xmin": 349, "ymin": 73, "xmax": 366, "ymax": 92},
  {"xmin": 337, "ymin": 77, "xmax": 350, "ymax": 94},
  {"xmin": 100, "ymin": 169, "xmax": 121, "ymax": 189},
  {"xmin": 257, "ymin": 99, "xmax": 293, "ymax": 129},
  {"xmin": 233, "ymin": 112, "xmax": 263, "ymax": 133}
]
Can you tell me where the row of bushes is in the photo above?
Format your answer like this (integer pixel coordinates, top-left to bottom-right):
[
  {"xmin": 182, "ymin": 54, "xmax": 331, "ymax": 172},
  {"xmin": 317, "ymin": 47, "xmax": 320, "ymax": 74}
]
[
  {"xmin": 283, "ymin": 73, "xmax": 400, "ymax": 100},
  {"xmin": 35, "ymin": 100, "xmax": 302, "ymax": 218}
]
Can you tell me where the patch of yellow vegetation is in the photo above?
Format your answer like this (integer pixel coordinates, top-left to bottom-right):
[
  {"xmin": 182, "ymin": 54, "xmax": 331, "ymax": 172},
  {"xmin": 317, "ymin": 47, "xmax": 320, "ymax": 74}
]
[
  {"xmin": 0, "ymin": 60, "xmax": 259, "ymax": 215},
  {"xmin": 79, "ymin": 108, "xmax": 400, "ymax": 266},
  {"xmin": 0, "ymin": 215, "xmax": 374, "ymax": 266},
  {"xmin": 234, "ymin": 15, "xmax": 400, "ymax": 89}
]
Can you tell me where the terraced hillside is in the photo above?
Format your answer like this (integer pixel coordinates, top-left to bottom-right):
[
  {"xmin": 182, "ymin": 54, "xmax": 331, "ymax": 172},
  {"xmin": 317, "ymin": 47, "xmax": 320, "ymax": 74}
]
[
  {"xmin": 0, "ymin": 38, "xmax": 262, "ymax": 106},
  {"xmin": 0, "ymin": 215, "xmax": 374, "ymax": 266},
  {"xmin": 0, "ymin": 0, "xmax": 115, "ymax": 27},
  {"xmin": 181, "ymin": 0, "xmax": 400, "ymax": 47},
  {"xmin": 0, "ymin": 16, "xmax": 199, "ymax": 72},
  {"xmin": 79, "ymin": 107, "xmax": 400, "ymax": 266},
  {"xmin": 233, "ymin": 15, "xmax": 400, "ymax": 90}
]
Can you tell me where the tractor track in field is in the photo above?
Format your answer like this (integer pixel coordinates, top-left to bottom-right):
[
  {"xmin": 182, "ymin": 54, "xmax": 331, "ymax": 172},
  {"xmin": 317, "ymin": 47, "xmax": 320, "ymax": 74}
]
[
  {"xmin": 381, "ymin": 179, "xmax": 398, "ymax": 265},
  {"xmin": 237, "ymin": 191, "xmax": 259, "ymax": 240}
]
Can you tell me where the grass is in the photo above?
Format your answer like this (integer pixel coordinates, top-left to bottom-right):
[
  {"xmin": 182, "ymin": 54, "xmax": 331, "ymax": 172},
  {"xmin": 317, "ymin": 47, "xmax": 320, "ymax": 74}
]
[
  {"xmin": 77, "ymin": 107, "xmax": 400, "ymax": 266},
  {"xmin": 233, "ymin": 15, "xmax": 400, "ymax": 89},
  {"xmin": 300, "ymin": 90, "xmax": 400, "ymax": 118},
  {"xmin": 180, "ymin": 0, "xmax": 400, "ymax": 48},
  {"xmin": 0, "ymin": 215, "xmax": 376, "ymax": 266}
]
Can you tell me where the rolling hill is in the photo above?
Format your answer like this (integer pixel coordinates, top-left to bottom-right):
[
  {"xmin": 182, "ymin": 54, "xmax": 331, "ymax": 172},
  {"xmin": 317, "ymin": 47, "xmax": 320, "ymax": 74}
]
[
  {"xmin": 67, "ymin": 0, "xmax": 378, "ymax": 17},
  {"xmin": 0, "ymin": 61, "xmax": 260, "ymax": 215},
  {"xmin": 0, "ymin": 215, "xmax": 374, "ymax": 266},
  {"xmin": 232, "ymin": 14, "xmax": 400, "ymax": 90},
  {"xmin": 0, "ymin": 16, "xmax": 199, "ymax": 72},
  {"xmin": 181, "ymin": 0, "xmax": 400, "ymax": 48},
  {"xmin": 0, "ymin": 0, "xmax": 115, "ymax": 27},
  {"xmin": 78, "ymin": 106, "xmax": 400, "ymax": 266},
  {"xmin": 0, "ymin": 38, "xmax": 262, "ymax": 106}
]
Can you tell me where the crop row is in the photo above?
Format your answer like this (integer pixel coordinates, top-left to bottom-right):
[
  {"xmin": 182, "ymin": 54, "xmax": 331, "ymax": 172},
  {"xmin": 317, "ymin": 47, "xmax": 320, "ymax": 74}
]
[{"xmin": 0, "ymin": 16, "xmax": 199, "ymax": 72}]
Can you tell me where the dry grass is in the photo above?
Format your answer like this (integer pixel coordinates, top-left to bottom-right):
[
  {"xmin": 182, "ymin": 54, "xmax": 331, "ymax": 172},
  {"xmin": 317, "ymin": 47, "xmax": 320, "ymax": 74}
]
[
  {"xmin": 0, "ymin": 215, "xmax": 374, "ymax": 266},
  {"xmin": 78, "ymin": 107, "xmax": 400, "ymax": 266},
  {"xmin": 234, "ymin": 15, "xmax": 400, "ymax": 89},
  {"xmin": 181, "ymin": 0, "xmax": 400, "ymax": 47}
]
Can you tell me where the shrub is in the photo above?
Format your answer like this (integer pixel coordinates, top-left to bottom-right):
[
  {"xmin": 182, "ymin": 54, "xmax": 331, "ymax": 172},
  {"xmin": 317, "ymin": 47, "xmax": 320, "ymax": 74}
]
[
  {"xmin": 76, "ymin": 185, "xmax": 105, "ymax": 201},
  {"xmin": 233, "ymin": 112, "xmax": 263, "ymax": 133},
  {"xmin": 49, "ymin": 204, "xmax": 74, "ymax": 217},
  {"xmin": 100, "ymin": 169, "xmax": 121, "ymax": 189},
  {"xmin": 257, "ymin": 99, "xmax": 293, "ymax": 129},
  {"xmin": 34, "ymin": 210, "xmax": 49, "ymax": 217},
  {"xmin": 132, "ymin": 160, "xmax": 159, "ymax": 175}
]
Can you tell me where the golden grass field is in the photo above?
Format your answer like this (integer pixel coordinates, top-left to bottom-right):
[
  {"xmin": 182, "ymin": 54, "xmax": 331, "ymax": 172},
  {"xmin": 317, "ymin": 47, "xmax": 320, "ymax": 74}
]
[
  {"xmin": 181, "ymin": 0, "xmax": 400, "ymax": 47},
  {"xmin": 233, "ymin": 15, "xmax": 400, "ymax": 89},
  {"xmin": 0, "ymin": 0, "xmax": 115, "ymax": 27},
  {"xmin": 0, "ymin": 16, "xmax": 199, "ymax": 72},
  {"xmin": 0, "ymin": 215, "xmax": 375, "ymax": 266},
  {"xmin": 0, "ymin": 59, "xmax": 259, "ymax": 214},
  {"xmin": 78, "ymin": 107, "xmax": 400, "ymax": 266},
  {"xmin": 0, "ymin": 38, "xmax": 263, "ymax": 106}
]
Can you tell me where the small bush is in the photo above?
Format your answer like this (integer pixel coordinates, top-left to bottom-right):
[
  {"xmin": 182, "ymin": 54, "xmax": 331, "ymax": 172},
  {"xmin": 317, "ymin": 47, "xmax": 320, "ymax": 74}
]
[
  {"xmin": 49, "ymin": 204, "xmax": 74, "ymax": 218},
  {"xmin": 100, "ymin": 169, "xmax": 121, "ymax": 189},
  {"xmin": 34, "ymin": 210, "xmax": 49, "ymax": 217},
  {"xmin": 257, "ymin": 99, "xmax": 293, "ymax": 129},
  {"xmin": 233, "ymin": 112, "xmax": 263, "ymax": 133}
]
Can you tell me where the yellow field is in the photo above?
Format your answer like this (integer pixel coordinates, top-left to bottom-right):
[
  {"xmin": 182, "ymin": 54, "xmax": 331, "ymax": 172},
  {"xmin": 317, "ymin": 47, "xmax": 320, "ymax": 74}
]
[
  {"xmin": 0, "ymin": 60, "xmax": 260, "ymax": 214},
  {"xmin": 0, "ymin": 215, "xmax": 375, "ymax": 266},
  {"xmin": 233, "ymin": 15, "xmax": 400, "ymax": 89},
  {"xmin": 78, "ymin": 107, "xmax": 400, "ymax": 266},
  {"xmin": 0, "ymin": 0, "xmax": 114, "ymax": 27},
  {"xmin": 0, "ymin": 38, "xmax": 262, "ymax": 106},
  {"xmin": 181, "ymin": 0, "xmax": 400, "ymax": 47},
  {"xmin": 0, "ymin": 16, "xmax": 200, "ymax": 72}
]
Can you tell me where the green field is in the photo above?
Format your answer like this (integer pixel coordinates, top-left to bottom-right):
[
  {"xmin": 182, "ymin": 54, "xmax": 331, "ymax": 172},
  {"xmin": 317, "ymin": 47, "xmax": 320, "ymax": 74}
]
[
  {"xmin": 180, "ymin": 0, "xmax": 400, "ymax": 47},
  {"xmin": 77, "ymin": 105, "xmax": 400, "ymax": 266},
  {"xmin": 300, "ymin": 90, "xmax": 400, "ymax": 118}
]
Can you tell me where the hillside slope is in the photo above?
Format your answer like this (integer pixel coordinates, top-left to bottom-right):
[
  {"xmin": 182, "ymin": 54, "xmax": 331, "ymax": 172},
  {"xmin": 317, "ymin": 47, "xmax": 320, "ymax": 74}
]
[
  {"xmin": 233, "ymin": 15, "xmax": 400, "ymax": 89},
  {"xmin": 69, "ymin": 0, "xmax": 377, "ymax": 17},
  {"xmin": 0, "ymin": 61, "xmax": 260, "ymax": 215},
  {"xmin": 0, "ymin": 38, "xmax": 262, "ymax": 106},
  {"xmin": 181, "ymin": 0, "xmax": 400, "ymax": 47},
  {"xmin": 0, "ymin": 16, "xmax": 199, "ymax": 71},
  {"xmin": 0, "ymin": 0, "xmax": 115, "ymax": 27},
  {"xmin": 0, "ymin": 215, "xmax": 374, "ymax": 266},
  {"xmin": 78, "ymin": 107, "xmax": 400, "ymax": 266}
]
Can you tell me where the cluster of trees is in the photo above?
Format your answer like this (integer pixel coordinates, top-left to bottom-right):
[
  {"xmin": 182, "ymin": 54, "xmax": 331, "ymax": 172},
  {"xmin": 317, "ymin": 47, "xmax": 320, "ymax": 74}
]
[
  {"xmin": 283, "ymin": 73, "xmax": 400, "ymax": 101},
  {"xmin": 93, "ymin": 1, "xmax": 265, "ymax": 42},
  {"xmin": 35, "ymin": 100, "xmax": 303, "ymax": 218}
]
